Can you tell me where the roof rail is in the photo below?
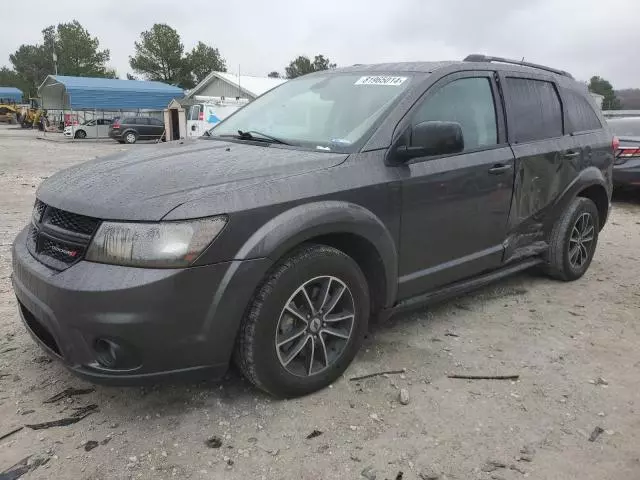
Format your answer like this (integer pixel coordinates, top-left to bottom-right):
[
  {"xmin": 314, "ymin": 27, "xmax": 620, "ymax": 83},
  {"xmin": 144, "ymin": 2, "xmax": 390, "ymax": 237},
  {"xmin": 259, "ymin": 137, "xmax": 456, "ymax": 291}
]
[{"xmin": 463, "ymin": 54, "xmax": 574, "ymax": 79}]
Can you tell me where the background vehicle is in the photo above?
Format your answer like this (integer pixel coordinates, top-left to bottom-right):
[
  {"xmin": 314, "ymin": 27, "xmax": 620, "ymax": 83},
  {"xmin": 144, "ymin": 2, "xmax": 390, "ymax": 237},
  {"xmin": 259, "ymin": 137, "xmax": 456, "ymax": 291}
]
[
  {"xmin": 108, "ymin": 116, "xmax": 165, "ymax": 144},
  {"xmin": 0, "ymin": 104, "xmax": 18, "ymax": 123},
  {"xmin": 64, "ymin": 118, "xmax": 112, "ymax": 139},
  {"xmin": 12, "ymin": 55, "xmax": 613, "ymax": 398},
  {"xmin": 17, "ymin": 98, "xmax": 45, "ymax": 129},
  {"xmin": 186, "ymin": 98, "xmax": 248, "ymax": 138},
  {"xmin": 608, "ymin": 117, "xmax": 640, "ymax": 188}
]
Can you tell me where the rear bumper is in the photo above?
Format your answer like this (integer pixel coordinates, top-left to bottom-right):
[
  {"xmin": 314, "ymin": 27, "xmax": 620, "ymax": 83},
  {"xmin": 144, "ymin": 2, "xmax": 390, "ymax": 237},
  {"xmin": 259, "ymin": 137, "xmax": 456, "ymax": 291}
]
[
  {"xmin": 11, "ymin": 226, "xmax": 270, "ymax": 385},
  {"xmin": 613, "ymin": 159, "xmax": 640, "ymax": 186}
]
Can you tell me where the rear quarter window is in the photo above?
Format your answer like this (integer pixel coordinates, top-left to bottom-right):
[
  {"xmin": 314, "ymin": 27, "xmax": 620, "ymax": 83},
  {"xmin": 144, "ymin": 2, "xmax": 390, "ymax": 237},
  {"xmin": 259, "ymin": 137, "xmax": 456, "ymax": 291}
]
[
  {"xmin": 564, "ymin": 90, "xmax": 602, "ymax": 133},
  {"xmin": 504, "ymin": 77, "xmax": 563, "ymax": 143}
]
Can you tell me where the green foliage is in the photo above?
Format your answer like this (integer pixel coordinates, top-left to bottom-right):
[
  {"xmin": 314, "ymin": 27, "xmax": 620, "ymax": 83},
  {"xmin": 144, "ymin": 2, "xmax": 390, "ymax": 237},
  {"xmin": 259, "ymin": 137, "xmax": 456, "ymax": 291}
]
[
  {"xmin": 6, "ymin": 20, "xmax": 113, "ymax": 96},
  {"xmin": 43, "ymin": 21, "xmax": 113, "ymax": 77},
  {"xmin": 185, "ymin": 41, "xmax": 226, "ymax": 86},
  {"xmin": 588, "ymin": 76, "xmax": 621, "ymax": 110},
  {"xmin": 129, "ymin": 24, "xmax": 185, "ymax": 85},
  {"xmin": 129, "ymin": 25, "xmax": 226, "ymax": 89},
  {"xmin": 285, "ymin": 55, "xmax": 337, "ymax": 79},
  {"xmin": 267, "ymin": 71, "xmax": 281, "ymax": 78}
]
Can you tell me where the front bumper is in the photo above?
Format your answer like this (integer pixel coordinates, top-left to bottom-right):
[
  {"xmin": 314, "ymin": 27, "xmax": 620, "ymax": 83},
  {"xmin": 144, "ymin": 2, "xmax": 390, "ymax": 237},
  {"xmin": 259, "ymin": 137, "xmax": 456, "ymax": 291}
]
[
  {"xmin": 613, "ymin": 159, "xmax": 640, "ymax": 187},
  {"xmin": 11, "ymin": 227, "xmax": 270, "ymax": 384}
]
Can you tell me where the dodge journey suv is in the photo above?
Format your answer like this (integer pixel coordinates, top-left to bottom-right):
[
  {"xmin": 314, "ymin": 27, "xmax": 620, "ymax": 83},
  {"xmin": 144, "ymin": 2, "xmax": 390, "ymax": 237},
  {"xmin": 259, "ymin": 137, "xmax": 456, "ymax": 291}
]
[{"xmin": 12, "ymin": 55, "xmax": 614, "ymax": 397}]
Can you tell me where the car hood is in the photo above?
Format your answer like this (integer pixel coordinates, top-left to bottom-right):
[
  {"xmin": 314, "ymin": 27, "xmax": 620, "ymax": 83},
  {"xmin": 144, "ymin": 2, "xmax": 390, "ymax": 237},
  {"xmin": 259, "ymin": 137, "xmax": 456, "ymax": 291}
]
[{"xmin": 37, "ymin": 140, "xmax": 349, "ymax": 221}]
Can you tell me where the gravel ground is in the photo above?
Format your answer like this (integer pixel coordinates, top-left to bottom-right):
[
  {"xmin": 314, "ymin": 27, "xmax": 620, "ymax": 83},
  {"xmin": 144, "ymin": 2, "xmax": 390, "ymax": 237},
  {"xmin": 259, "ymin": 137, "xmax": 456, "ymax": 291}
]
[{"xmin": 1, "ymin": 124, "xmax": 639, "ymax": 480}]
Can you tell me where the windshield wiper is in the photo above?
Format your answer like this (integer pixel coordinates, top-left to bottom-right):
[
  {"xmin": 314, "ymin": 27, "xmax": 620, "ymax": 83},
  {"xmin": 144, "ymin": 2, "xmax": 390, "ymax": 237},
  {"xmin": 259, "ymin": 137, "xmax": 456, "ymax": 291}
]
[{"xmin": 235, "ymin": 130, "xmax": 290, "ymax": 145}]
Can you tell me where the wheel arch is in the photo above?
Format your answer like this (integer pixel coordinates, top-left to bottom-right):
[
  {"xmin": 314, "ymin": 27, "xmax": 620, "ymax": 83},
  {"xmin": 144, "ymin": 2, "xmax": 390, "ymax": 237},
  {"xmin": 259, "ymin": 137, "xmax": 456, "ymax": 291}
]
[
  {"xmin": 235, "ymin": 201, "xmax": 398, "ymax": 311},
  {"xmin": 554, "ymin": 166, "xmax": 611, "ymax": 230}
]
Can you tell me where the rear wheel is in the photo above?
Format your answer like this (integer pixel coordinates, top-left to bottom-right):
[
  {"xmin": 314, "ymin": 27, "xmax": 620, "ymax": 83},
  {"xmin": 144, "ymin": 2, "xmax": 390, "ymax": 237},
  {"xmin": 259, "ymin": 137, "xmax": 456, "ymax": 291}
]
[
  {"xmin": 544, "ymin": 197, "xmax": 599, "ymax": 281},
  {"xmin": 124, "ymin": 131, "xmax": 137, "ymax": 144},
  {"xmin": 235, "ymin": 245, "xmax": 370, "ymax": 397}
]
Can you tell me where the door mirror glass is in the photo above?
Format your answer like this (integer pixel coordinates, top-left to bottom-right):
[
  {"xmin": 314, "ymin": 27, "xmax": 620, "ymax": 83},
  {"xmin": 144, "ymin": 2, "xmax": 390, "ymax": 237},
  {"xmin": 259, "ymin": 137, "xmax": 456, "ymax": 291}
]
[{"xmin": 397, "ymin": 121, "xmax": 464, "ymax": 161}]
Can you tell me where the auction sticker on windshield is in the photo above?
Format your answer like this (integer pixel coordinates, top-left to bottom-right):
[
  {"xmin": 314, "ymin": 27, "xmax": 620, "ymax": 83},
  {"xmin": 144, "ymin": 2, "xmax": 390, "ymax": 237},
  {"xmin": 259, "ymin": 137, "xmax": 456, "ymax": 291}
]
[{"xmin": 355, "ymin": 76, "xmax": 407, "ymax": 86}]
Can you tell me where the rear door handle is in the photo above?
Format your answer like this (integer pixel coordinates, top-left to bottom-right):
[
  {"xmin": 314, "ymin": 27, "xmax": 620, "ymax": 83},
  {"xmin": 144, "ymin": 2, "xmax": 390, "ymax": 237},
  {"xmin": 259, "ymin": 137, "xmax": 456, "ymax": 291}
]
[
  {"xmin": 488, "ymin": 164, "xmax": 513, "ymax": 175},
  {"xmin": 563, "ymin": 151, "xmax": 580, "ymax": 159}
]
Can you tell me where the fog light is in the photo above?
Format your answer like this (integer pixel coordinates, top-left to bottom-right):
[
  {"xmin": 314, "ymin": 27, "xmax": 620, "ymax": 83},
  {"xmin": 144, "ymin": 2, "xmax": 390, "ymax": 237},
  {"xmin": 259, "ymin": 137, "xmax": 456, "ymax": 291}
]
[{"xmin": 94, "ymin": 338, "xmax": 120, "ymax": 368}]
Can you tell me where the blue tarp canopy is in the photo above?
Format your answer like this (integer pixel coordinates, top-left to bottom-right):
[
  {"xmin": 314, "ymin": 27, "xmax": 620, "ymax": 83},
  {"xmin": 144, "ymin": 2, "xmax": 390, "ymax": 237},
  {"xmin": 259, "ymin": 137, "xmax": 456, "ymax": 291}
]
[
  {"xmin": 38, "ymin": 75, "xmax": 184, "ymax": 110},
  {"xmin": 0, "ymin": 86, "xmax": 23, "ymax": 102}
]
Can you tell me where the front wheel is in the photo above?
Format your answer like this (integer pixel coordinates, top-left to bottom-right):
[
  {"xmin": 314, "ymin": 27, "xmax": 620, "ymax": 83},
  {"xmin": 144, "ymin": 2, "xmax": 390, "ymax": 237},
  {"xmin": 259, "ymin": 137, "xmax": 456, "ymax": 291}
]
[
  {"xmin": 544, "ymin": 197, "xmax": 600, "ymax": 281},
  {"xmin": 235, "ymin": 245, "xmax": 370, "ymax": 397},
  {"xmin": 74, "ymin": 130, "xmax": 86, "ymax": 139}
]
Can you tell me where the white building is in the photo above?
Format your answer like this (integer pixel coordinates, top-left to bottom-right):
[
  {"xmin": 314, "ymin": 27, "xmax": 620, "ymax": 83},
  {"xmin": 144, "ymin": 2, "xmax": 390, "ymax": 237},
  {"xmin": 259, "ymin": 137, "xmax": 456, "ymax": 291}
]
[{"xmin": 186, "ymin": 71, "xmax": 286, "ymax": 101}]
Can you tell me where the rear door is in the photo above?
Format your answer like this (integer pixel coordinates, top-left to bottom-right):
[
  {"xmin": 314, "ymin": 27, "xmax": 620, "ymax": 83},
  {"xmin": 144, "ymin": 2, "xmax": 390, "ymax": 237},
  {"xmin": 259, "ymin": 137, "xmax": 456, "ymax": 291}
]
[
  {"xmin": 499, "ymin": 73, "xmax": 576, "ymax": 261},
  {"xmin": 149, "ymin": 117, "xmax": 165, "ymax": 137},
  {"xmin": 187, "ymin": 105, "xmax": 201, "ymax": 138},
  {"xmin": 397, "ymin": 71, "xmax": 516, "ymax": 299},
  {"xmin": 135, "ymin": 117, "xmax": 151, "ymax": 138}
]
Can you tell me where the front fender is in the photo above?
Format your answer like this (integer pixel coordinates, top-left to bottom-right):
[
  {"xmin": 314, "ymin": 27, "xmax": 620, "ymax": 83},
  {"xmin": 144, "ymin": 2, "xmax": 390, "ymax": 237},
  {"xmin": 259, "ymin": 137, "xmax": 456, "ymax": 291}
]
[{"xmin": 235, "ymin": 201, "xmax": 398, "ymax": 307}]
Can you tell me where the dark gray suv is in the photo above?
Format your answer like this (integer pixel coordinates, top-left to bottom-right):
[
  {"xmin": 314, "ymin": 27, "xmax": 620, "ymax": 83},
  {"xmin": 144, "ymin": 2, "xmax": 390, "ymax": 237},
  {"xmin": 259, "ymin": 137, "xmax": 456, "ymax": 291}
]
[{"xmin": 12, "ymin": 55, "xmax": 614, "ymax": 397}]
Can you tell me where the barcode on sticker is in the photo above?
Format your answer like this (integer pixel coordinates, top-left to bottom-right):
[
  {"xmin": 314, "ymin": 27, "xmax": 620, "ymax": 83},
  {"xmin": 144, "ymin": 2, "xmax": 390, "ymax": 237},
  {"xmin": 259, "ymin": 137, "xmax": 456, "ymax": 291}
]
[{"xmin": 355, "ymin": 76, "xmax": 407, "ymax": 86}]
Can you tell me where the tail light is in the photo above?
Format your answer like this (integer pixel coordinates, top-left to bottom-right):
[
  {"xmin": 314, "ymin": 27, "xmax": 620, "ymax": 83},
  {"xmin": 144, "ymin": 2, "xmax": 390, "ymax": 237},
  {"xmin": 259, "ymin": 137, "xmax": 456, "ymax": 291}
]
[
  {"xmin": 614, "ymin": 140, "xmax": 640, "ymax": 165},
  {"xmin": 112, "ymin": 120, "xmax": 120, "ymax": 129},
  {"xmin": 612, "ymin": 136, "xmax": 620, "ymax": 151},
  {"xmin": 198, "ymin": 111, "xmax": 204, "ymax": 121}
]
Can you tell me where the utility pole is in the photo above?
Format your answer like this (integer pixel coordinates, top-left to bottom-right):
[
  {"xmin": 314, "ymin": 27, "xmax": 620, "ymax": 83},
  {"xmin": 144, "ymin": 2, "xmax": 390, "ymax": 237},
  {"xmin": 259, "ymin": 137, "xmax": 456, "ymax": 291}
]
[{"xmin": 53, "ymin": 52, "xmax": 58, "ymax": 76}]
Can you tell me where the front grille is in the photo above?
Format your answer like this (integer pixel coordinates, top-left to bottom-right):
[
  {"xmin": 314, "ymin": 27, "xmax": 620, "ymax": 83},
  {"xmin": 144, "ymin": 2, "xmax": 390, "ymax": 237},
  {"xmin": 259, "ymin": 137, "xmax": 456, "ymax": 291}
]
[
  {"xmin": 46, "ymin": 208, "xmax": 100, "ymax": 235},
  {"xmin": 27, "ymin": 200, "xmax": 100, "ymax": 270}
]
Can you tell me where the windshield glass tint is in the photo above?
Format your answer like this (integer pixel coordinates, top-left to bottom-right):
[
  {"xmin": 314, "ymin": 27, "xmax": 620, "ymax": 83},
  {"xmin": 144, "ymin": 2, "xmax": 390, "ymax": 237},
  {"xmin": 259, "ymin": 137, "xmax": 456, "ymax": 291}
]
[
  {"xmin": 608, "ymin": 118, "xmax": 640, "ymax": 137},
  {"xmin": 210, "ymin": 73, "xmax": 413, "ymax": 150}
]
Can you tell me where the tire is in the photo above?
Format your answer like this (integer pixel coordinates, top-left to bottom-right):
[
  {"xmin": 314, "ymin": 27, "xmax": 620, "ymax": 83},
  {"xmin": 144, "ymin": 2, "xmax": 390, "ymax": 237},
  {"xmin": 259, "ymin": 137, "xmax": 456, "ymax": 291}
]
[
  {"xmin": 544, "ymin": 197, "xmax": 600, "ymax": 281},
  {"xmin": 235, "ymin": 244, "xmax": 370, "ymax": 398},
  {"xmin": 74, "ymin": 130, "xmax": 86, "ymax": 139},
  {"xmin": 117, "ymin": 140, "xmax": 125, "ymax": 144},
  {"xmin": 124, "ymin": 131, "xmax": 137, "ymax": 144}
]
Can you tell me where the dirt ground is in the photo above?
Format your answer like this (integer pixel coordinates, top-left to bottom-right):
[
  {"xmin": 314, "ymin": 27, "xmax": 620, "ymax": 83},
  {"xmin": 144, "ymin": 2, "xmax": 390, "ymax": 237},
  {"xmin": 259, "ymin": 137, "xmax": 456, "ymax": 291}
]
[{"xmin": 0, "ymin": 124, "xmax": 639, "ymax": 480}]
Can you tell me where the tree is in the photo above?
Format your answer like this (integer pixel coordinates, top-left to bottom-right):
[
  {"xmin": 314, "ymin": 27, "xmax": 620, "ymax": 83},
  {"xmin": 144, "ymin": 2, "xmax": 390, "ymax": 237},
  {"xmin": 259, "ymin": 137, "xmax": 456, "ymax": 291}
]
[
  {"xmin": 129, "ymin": 24, "xmax": 185, "ymax": 85},
  {"xmin": 285, "ymin": 54, "xmax": 337, "ymax": 79},
  {"xmin": 126, "ymin": 73, "xmax": 138, "ymax": 81},
  {"xmin": 42, "ymin": 21, "xmax": 114, "ymax": 78},
  {"xmin": 268, "ymin": 71, "xmax": 281, "ymax": 78},
  {"xmin": 9, "ymin": 44, "xmax": 51, "ymax": 96},
  {"xmin": 588, "ymin": 76, "xmax": 621, "ymax": 110},
  {"xmin": 185, "ymin": 41, "xmax": 226, "ymax": 86}
]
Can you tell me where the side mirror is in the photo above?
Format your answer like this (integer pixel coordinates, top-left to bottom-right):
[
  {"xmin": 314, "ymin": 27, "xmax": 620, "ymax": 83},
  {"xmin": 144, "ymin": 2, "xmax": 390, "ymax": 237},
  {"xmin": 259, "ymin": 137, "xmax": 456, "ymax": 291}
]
[{"xmin": 396, "ymin": 121, "xmax": 464, "ymax": 162}]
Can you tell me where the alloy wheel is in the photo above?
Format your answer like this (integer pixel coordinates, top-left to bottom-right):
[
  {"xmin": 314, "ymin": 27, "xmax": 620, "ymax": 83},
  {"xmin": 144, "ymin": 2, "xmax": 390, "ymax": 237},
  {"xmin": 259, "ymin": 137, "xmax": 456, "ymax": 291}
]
[
  {"xmin": 275, "ymin": 276, "xmax": 355, "ymax": 377},
  {"xmin": 569, "ymin": 212, "xmax": 595, "ymax": 269}
]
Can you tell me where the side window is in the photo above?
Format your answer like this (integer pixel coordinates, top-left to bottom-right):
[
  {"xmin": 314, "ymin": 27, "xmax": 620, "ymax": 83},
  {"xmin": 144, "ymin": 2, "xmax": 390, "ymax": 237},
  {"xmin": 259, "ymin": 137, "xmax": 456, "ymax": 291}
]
[
  {"xmin": 85, "ymin": 120, "xmax": 96, "ymax": 126},
  {"xmin": 564, "ymin": 90, "xmax": 602, "ymax": 133},
  {"xmin": 504, "ymin": 78, "xmax": 563, "ymax": 143},
  {"xmin": 136, "ymin": 118, "xmax": 149, "ymax": 125},
  {"xmin": 150, "ymin": 118, "xmax": 163, "ymax": 126},
  {"xmin": 189, "ymin": 105, "xmax": 201, "ymax": 121},
  {"xmin": 413, "ymin": 77, "xmax": 498, "ymax": 150}
]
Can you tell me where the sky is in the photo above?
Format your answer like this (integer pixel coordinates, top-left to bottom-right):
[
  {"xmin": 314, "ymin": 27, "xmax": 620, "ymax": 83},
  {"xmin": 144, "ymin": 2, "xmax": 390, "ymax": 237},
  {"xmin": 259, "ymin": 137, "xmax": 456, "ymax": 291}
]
[{"xmin": 2, "ymin": 0, "xmax": 640, "ymax": 89}]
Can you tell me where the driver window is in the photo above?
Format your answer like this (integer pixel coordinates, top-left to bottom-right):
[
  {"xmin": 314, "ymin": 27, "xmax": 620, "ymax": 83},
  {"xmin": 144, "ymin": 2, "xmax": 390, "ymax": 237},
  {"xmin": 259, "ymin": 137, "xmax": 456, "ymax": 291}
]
[{"xmin": 413, "ymin": 77, "xmax": 498, "ymax": 151}]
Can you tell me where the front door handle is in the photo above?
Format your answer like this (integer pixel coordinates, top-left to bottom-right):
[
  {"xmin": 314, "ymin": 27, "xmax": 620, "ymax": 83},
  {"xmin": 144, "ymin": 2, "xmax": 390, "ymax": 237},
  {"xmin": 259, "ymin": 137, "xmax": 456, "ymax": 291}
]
[
  {"xmin": 488, "ymin": 164, "xmax": 513, "ymax": 175},
  {"xmin": 563, "ymin": 151, "xmax": 580, "ymax": 159}
]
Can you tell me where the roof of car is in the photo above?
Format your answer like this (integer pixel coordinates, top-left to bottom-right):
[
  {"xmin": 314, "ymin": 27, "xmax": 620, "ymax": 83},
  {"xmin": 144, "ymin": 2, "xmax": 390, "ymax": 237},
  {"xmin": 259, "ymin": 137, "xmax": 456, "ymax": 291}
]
[{"xmin": 333, "ymin": 60, "xmax": 575, "ymax": 83}]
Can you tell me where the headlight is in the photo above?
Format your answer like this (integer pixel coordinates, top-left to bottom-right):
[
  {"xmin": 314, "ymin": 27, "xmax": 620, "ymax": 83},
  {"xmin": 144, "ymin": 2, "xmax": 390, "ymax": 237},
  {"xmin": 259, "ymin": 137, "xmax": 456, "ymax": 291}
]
[{"xmin": 85, "ymin": 216, "xmax": 226, "ymax": 268}]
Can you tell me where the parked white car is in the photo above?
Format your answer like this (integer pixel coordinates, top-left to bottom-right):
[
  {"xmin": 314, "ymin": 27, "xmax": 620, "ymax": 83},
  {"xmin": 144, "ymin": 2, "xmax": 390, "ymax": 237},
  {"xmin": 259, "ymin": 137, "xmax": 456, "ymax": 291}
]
[{"xmin": 64, "ymin": 118, "xmax": 112, "ymax": 139}]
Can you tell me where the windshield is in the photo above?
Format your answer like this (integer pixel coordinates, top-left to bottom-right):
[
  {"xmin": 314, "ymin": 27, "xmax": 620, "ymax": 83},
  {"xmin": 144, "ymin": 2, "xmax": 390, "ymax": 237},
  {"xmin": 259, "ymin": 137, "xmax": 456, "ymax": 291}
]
[
  {"xmin": 209, "ymin": 73, "xmax": 413, "ymax": 151},
  {"xmin": 608, "ymin": 118, "xmax": 640, "ymax": 137}
]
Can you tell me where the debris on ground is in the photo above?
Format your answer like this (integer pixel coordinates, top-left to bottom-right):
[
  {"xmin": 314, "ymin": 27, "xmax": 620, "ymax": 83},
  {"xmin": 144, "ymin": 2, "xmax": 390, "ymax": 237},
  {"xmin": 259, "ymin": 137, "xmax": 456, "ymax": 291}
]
[
  {"xmin": 25, "ymin": 404, "xmax": 97, "ymax": 430},
  {"xmin": 204, "ymin": 436, "xmax": 223, "ymax": 448},
  {"xmin": 0, "ymin": 426, "xmax": 23, "ymax": 442},
  {"xmin": 481, "ymin": 460, "xmax": 507, "ymax": 472},
  {"xmin": 518, "ymin": 445, "xmax": 535, "ymax": 462},
  {"xmin": 448, "ymin": 374, "xmax": 519, "ymax": 381},
  {"xmin": 361, "ymin": 465, "xmax": 377, "ymax": 480},
  {"xmin": 0, "ymin": 453, "xmax": 50, "ymax": 480},
  {"xmin": 306, "ymin": 429, "xmax": 323, "ymax": 439},
  {"xmin": 399, "ymin": 388, "xmax": 410, "ymax": 405},
  {"xmin": 418, "ymin": 469, "xmax": 440, "ymax": 480},
  {"xmin": 444, "ymin": 332, "xmax": 460, "ymax": 337},
  {"xmin": 510, "ymin": 463, "xmax": 527, "ymax": 474},
  {"xmin": 83, "ymin": 440, "xmax": 99, "ymax": 452},
  {"xmin": 589, "ymin": 426, "xmax": 605, "ymax": 442},
  {"xmin": 589, "ymin": 377, "xmax": 609, "ymax": 386},
  {"xmin": 19, "ymin": 410, "xmax": 34, "ymax": 416},
  {"xmin": 350, "ymin": 369, "xmax": 406, "ymax": 382},
  {"xmin": 395, "ymin": 471, "xmax": 404, "ymax": 480},
  {"xmin": 43, "ymin": 387, "xmax": 95, "ymax": 404}
]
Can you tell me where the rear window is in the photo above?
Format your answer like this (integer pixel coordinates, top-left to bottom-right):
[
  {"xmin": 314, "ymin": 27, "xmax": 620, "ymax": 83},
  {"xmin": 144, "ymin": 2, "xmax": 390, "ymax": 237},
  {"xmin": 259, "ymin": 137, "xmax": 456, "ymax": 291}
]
[
  {"xmin": 608, "ymin": 117, "xmax": 640, "ymax": 137},
  {"xmin": 122, "ymin": 117, "xmax": 137, "ymax": 124},
  {"xmin": 565, "ymin": 90, "xmax": 602, "ymax": 132},
  {"xmin": 504, "ymin": 78, "xmax": 563, "ymax": 143}
]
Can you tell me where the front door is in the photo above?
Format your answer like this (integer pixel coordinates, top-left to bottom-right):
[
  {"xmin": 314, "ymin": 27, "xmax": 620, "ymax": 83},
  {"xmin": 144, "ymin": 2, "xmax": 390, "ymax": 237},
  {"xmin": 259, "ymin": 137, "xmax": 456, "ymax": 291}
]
[
  {"xmin": 397, "ymin": 72, "xmax": 515, "ymax": 299},
  {"xmin": 187, "ymin": 105, "xmax": 201, "ymax": 138}
]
